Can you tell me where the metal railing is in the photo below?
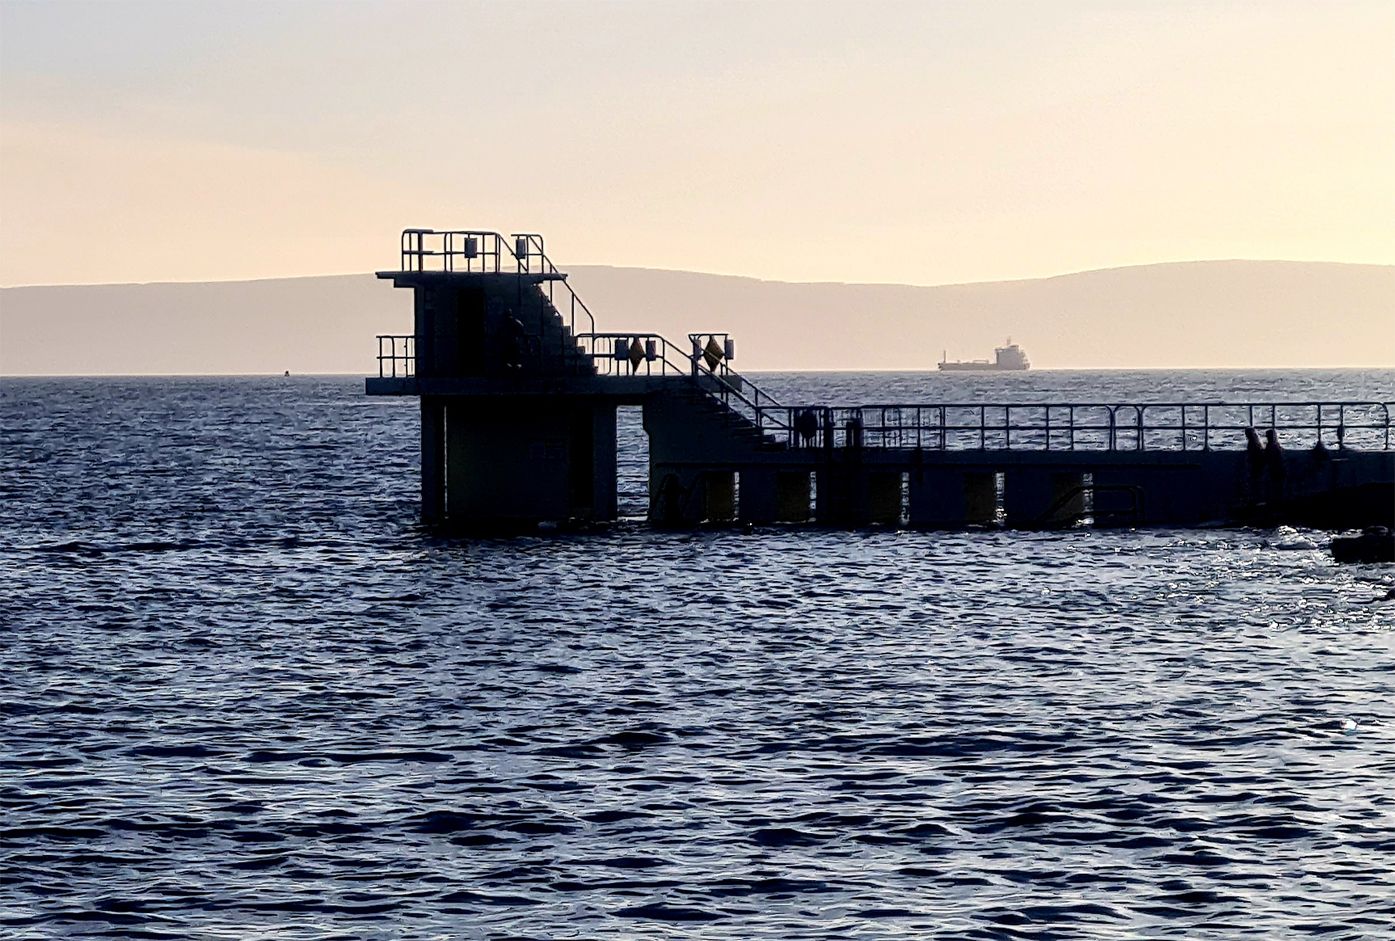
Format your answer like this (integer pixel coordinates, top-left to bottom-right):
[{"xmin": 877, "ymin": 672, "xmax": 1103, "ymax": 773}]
[
  {"xmin": 376, "ymin": 335, "xmax": 415, "ymax": 378},
  {"xmin": 399, "ymin": 229, "xmax": 511, "ymax": 274},
  {"xmin": 574, "ymin": 333, "xmax": 681, "ymax": 378},
  {"xmin": 753, "ymin": 401, "xmax": 1393, "ymax": 452},
  {"xmin": 393, "ymin": 228, "xmax": 596, "ymax": 364}
]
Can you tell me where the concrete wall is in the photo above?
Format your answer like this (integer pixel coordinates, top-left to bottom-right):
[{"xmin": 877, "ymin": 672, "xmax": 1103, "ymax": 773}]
[{"xmin": 421, "ymin": 397, "xmax": 617, "ymax": 530}]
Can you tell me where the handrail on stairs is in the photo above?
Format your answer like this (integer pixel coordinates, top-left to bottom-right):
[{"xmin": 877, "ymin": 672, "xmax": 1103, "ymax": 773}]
[{"xmin": 510, "ymin": 233, "xmax": 597, "ymax": 342}]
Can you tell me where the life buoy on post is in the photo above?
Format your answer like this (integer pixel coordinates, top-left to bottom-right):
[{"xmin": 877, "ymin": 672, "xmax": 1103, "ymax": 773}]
[{"xmin": 703, "ymin": 335, "xmax": 724, "ymax": 371}]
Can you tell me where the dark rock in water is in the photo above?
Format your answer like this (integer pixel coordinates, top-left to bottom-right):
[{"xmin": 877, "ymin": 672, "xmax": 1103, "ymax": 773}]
[{"xmin": 1331, "ymin": 527, "xmax": 1395, "ymax": 564}]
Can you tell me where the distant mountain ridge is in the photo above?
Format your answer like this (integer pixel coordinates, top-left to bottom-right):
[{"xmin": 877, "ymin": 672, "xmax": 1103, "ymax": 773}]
[{"xmin": 1, "ymin": 260, "xmax": 1391, "ymax": 375}]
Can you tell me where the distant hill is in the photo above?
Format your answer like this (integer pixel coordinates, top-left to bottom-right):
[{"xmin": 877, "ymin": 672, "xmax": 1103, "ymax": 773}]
[{"xmin": 1, "ymin": 261, "xmax": 1391, "ymax": 375}]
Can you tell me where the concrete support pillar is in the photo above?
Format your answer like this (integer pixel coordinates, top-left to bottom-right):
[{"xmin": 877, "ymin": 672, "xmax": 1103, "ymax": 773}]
[
  {"xmin": 738, "ymin": 468, "xmax": 778, "ymax": 523},
  {"xmin": 815, "ymin": 467, "xmax": 859, "ymax": 525},
  {"xmin": 867, "ymin": 471, "xmax": 903, "ymax": 526},
  {"xmin": 776, "ymin": 471, "xmax": 814, "ymax": 522},
  {"xmin": 737, "ymin": 469, "xmax": 814, "ymax": 524},
  {"xmin": 705, "ymin": 470, "xmax": 736, "ymax": 522},
  {"xmin": 647, "ymin": 467, "xmax": 739, "ymax": 525},
  {"xmin": 965, "ymin": 473, "xmax": 999, "ymax": 524},
  {"xmin": 908, "ymin": 469, "xmax": 997, "ymax": 527},
  {"xmin": 435, "ymin": 399, "xmax": 618, "ymax": 530},
  {"xmin": 590, "ymin": 406, "xmax": 618, "ymax": 522},
  {"xmin": 1004, "ymin": 470, "xmax": 1087, "ymax": 528},
  {"xmin": 420, "ymin": 397, "xmax": 445, "ymax": 525},
  {"xmin": 649, "ymin": 465, "xmax": 705, "ymax": 527},
  {"xmin": 811, "ymin": 467, "xmax": 901, "ymax": 526}
]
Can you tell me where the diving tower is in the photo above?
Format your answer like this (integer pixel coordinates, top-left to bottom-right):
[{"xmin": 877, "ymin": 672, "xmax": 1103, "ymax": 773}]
[{"xmin": 366, "ymin": 229, "xmax": 1395, "ymax": 532}]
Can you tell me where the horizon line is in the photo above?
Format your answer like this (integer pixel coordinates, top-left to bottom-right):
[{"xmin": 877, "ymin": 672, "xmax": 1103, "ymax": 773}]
[{"xmin": 5, "ymin": 365, "xmax": 1394, "ymax": 380}]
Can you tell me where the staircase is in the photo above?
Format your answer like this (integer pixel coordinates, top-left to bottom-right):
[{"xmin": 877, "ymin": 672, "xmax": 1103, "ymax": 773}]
[
  {"xmin": 670, "ymin": 383, "xmax": 788, "ymax": 454},
  {"xmin": 524, "ymin": 286, "xmax": 596, "ymax": 377}
]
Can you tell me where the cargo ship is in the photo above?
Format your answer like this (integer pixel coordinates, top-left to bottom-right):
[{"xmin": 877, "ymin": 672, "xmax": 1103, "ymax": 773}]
[{"xmin": 938, "ymin": 339, "xmax": 1030, "ymax": 372}]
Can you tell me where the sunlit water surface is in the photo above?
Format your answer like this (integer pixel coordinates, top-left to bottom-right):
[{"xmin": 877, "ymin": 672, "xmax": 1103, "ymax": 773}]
[{"xmin": 2, "ymin": 371, "xmax": 1393, "ymax": 940}]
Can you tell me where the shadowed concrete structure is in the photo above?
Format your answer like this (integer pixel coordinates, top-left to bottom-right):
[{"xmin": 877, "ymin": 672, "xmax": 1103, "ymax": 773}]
[{"xmin": 367, "ymin": 229, "xmax": 1395, "ymax": 533}]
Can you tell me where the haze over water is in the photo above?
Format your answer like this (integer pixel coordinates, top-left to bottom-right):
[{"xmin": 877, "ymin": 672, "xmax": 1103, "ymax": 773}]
[{"xmin": 3, "ymin": 370, "xmax": 1393, "ymax": 939}]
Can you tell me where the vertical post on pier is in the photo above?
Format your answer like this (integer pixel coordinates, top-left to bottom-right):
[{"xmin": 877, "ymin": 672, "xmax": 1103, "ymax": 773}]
[
  {"xmin": 420, "ymin": 398, "xmax": 445, "ymax": 524},
  {"xmin": 777, "ymin": 471, "xmax": 815, "ymax": 522},
  {"xmin": 867, "ymin": 471, "xmax": 903, "ymax": 525},
  {"xmin": 590, "ymin": 405, "xmax": 618, "ymax": 522}
]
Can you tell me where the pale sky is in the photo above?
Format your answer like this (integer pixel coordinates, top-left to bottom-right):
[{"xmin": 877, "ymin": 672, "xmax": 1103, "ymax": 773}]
[{"xmin": 1, "ymin": 0, "xmax": 1391, "ymax": 287}]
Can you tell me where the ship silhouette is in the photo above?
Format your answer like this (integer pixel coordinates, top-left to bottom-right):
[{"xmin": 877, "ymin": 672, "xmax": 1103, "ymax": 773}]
[{"xmin": 938, "ymin": 338, "xmax": 1030, "ymax": 371}]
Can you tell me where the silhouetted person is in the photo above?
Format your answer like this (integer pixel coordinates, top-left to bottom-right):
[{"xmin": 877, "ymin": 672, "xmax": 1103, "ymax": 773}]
[
  {"xmin": 1265, "ymin": 428, "xmax": 1286, "ymax": 494},
  {"xmin": 1245, "ymin": 427, "xmax": 1266, "ymax": 499},
  {"xmin": 794, "ymin": 409, "xmax": 819, "ymax": 447}
]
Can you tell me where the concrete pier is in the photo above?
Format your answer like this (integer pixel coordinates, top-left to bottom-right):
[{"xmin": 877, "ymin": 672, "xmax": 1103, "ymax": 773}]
[{"xmin": 367, "ymin": 229, "xmax": 1395, "ymax": 533}]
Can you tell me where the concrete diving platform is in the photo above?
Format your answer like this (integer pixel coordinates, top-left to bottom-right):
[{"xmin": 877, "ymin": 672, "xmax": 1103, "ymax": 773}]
[{"xmin": 365, "ymin": 228, "xmax": 1395, "ymax": 533}]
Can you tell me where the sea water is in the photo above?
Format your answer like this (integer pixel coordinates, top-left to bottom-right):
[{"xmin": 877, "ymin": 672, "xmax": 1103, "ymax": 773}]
[{"xmin": 1, "ymin": 370, "xmax": 1393, "ymax": 939}]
